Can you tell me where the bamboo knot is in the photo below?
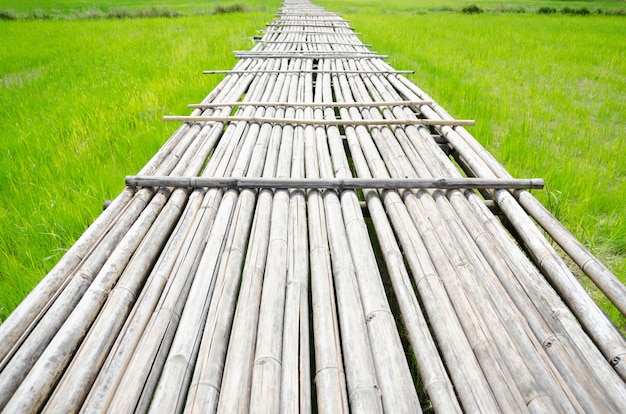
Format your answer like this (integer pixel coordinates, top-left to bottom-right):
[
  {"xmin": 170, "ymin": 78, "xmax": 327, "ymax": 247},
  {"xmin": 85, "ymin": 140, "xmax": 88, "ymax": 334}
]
[
  {"xmin": 611, "ymin": 354, "xmax": 625, "ymax": 367},
  {"xmin": 542, "ymin": 335, "xmax": 557, "ymax": 349}
]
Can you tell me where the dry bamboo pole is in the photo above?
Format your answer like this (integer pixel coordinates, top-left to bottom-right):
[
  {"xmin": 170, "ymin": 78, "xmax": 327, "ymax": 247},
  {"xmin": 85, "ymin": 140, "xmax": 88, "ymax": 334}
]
[
  {"xmin": 188, "ymin": 100, "xmax": 431, "ymax": 109},
  {"xmin": 79, "ymin": 63, "xmax": 268, "ymax": 413},
  {"xmin": 350, "ymin": 58, "xmax": 587, "ymax": 412},
  {"xmin": 0, "ymin": 77, "xmax": 224, "ymax": 365},
  {"xmin": 366, "ymin": 59, "xmax": 624, "ymax": 406},
  {"xmin": 280, "ymin": 60, "xmax": 312, "ymax": 414},
  {"xmin": 304, "ymin": 128, "xmax": 350, "ymax": 413},
  {"xmin": 0, "ymin": 188, "xmax": 132, "ymax": 362},
  {"xmin": 256, "ymin": 40, "xmax": 371, "ymax": 47},
  {"xmin": 11, "ymin": 190, "xmax": 184, "ymax": 414},
  {"xmin": 0, "ymin": 101, "xmax": 208, "ymax": 376},
  {"xmin": 387, "ymin": 73, "xmax": 626, "ymax": 383},
  {"xmin": 203, "ymin": 70, "xmax": 413, "ymax": 74},
  {"xmin": 421, "ymin": 84, "xmax": 626, "ymax": 317},
  {"xmin": 0, "ymin": 193, "xmax": 151, "ymax": 405},
  {"xmin": 0, "ymin": 188, "xmax": 159, "ymax": 409},
  {"xmin": 168, "ymin": 190, "xmax": 254, "ymax": 413},
  {"xmin": 349, "ymin": 151, "xmax": 463, "ymax": 412},
  {"xmin": 517, "ymin": 190, "xmax": 626, "ymax": 315},
  {"xmin": 163, "ymin": 114, "xmax": 474, "ymax": 127},
  {"xmin": 126, "ymin": 175, "xmax": 543, "ymax": 190},
  {"xmin": 339, "ymin": 98, "xmax": 464, "ymax": 411},
  {"xmin": 336, "ymin": 59, "xmax": 514, "ymax": 411},
  {"xmin": 235, "ymin": 52, "xmax": 387, "ymax": 59},
  {"xmin": 248, "ymin": 57, "xmax": 303, "ymax": 414},
  {"xmin": 337, "ymin": 60, "xmax": 484, "ymax": 413},
  {"xmin": 295, "ymin": 34, "xmax": 350, "ymax": 414}
]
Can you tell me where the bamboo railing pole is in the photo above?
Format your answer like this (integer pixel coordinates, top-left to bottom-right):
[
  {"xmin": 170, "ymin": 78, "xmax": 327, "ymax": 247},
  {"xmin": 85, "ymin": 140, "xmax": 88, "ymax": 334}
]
[
  {"xmin": 126, "ymin": 176, "xmax": 544, "ymax": 190},
  {"xmin": 187, "ymin": 100, "xmax": 431, "ymax": 109},
  {"xmin": 325, "ymin": 60, "xmax": 422, "ymax": 413},
  {"xmin": 163, "ymin": 114, "xmax": 475, "ymax": 127}
]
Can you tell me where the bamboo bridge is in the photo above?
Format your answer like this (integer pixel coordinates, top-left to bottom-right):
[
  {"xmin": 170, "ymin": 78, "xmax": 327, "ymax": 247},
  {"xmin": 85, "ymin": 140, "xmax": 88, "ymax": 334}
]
[{"xmin": 1, "ymin": 0, "xmax": 626, "ymax": 412}]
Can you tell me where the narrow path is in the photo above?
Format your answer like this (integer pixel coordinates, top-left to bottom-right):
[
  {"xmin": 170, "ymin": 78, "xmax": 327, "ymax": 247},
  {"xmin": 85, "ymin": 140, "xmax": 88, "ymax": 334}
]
[{"xmin": 1, "ymin": 1, "xmax": 625, "ymax": 412}]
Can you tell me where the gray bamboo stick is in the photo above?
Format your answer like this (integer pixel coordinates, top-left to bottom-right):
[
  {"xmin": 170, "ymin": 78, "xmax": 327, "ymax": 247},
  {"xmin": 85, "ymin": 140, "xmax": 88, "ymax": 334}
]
[
  {"xmin": 304, "ymin": 85, "xmax": 349, "ymax": 412},
  {"xmin": 126, "ymin": 175, "xmax": 544, "ymax": 190}
]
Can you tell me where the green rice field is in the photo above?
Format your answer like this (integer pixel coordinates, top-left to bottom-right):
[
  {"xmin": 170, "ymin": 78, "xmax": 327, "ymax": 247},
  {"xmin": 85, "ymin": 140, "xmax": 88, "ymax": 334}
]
[{"xmin": 1, "ymin": 0, "xmax": 624, "ymax": 327}]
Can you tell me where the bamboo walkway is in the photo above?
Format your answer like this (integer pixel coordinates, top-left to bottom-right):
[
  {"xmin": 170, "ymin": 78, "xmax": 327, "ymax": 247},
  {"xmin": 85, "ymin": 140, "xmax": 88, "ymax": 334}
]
[{"xmin": 1, "ymin": 1, "xmax": 626, "ymax": 412}]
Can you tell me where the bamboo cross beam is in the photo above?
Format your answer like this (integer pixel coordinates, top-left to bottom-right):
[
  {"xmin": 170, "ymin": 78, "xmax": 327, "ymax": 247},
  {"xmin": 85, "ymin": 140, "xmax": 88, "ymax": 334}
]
[
  {"xmin": 162, "ymin": 114, "xmax": 475, "ymax": 127},
  {"xmin": 255, "ymin": 40, "xmax": 372, "ymax": 47},
  {"xmin": 125, "ymin": 176, "xmax": 545, "ymax": 190},
  {"xmin": 187, "ymin": 100, "xmax": 433, "ymax": 109},
  {"xmin": 266, "ymin": 23, "xmax": 355, "ymax": 30},
  {"xmin": 235, "ymin": 52, "xmax": 387, "ymax": 59},
  {"xmin": 202, "ymin": 69, "xmax": 414, "ymax": 74},
  {"xmin": 260, "ymin": 29, "xmax": 361, "ymax": 35}
]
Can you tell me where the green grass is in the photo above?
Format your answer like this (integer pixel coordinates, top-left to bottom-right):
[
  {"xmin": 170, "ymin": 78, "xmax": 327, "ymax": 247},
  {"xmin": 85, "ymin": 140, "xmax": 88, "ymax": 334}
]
[
  {"xmin": 319, "ymin": 0, "xmax": 625, "ymax": 14},
  {"xmin": 0, "ymin": 5, "xmax": 279, "ymax": 322},
  {"xmin": 0, "ymin": 0, "xmax": 271, "ymax": 19}
]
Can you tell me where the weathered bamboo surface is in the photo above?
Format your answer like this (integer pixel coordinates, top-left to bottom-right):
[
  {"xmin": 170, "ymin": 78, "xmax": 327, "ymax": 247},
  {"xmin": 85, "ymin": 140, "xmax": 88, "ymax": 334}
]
[{"xmin": 1, "ymin": 0, "xmax": 625, "ymax": 412}]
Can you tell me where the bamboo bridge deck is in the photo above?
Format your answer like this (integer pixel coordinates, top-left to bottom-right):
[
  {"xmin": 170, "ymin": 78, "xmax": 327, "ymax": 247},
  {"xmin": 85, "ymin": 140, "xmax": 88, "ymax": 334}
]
[{"xmin": 2, "ymin": 1, "xmax": 626, "ymax": 412}]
